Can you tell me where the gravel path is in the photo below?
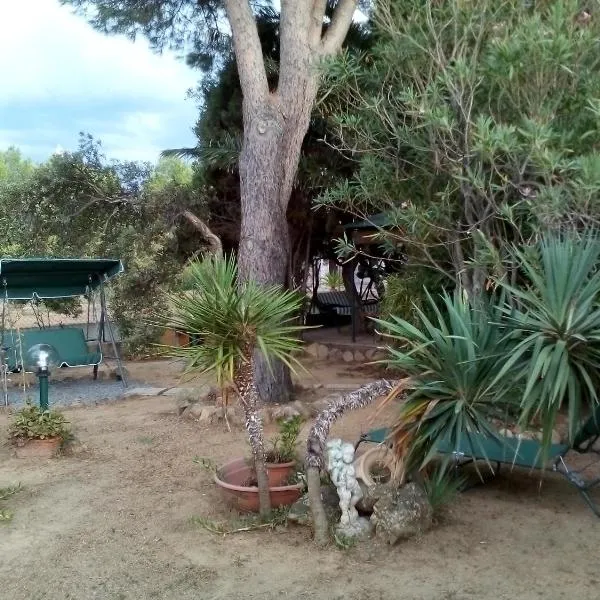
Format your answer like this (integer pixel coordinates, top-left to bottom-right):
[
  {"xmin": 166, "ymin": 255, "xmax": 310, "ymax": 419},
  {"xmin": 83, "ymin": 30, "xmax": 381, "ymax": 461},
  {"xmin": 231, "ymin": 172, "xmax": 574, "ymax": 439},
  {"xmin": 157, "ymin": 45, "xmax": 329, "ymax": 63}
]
[{"xmin": 2, "ymin": 378, "xmax": 139, "ymax": 408}]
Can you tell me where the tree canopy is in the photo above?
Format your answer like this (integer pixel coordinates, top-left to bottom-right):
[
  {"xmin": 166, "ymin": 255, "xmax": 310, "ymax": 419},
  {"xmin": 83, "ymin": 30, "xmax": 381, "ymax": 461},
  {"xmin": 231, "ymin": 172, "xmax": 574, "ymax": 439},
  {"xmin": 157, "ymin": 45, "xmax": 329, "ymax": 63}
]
[{"xmin": 320, "ymin": 0, "xmax": 600, "ymax": 295}]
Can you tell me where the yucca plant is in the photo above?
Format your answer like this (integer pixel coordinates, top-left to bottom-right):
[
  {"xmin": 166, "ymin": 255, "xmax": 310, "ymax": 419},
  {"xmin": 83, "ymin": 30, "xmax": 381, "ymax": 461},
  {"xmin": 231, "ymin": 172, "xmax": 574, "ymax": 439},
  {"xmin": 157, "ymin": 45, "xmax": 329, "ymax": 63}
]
[
  {"xmin": 375, "ymin": 291, "xmax": 519, "ymax": 477},
  {"xmin": 165, "ymin": 255, "xmax": 306, "ymax": 516},
  {"xmin": 494, "ymin": 232, "xmax": 600, "ymax": 449}
]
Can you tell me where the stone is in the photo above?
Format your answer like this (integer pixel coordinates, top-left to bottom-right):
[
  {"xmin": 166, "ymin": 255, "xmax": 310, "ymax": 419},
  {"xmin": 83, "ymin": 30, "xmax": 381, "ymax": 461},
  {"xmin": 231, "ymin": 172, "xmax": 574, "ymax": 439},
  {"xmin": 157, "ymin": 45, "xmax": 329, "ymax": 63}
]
[
  {"xmin": 291, "ymin": 400, "xmax": 311, "ymax": 419},
  {"xmin": 287, "ymin": 485, "xmax": 341, "ymax": 526},
  {"xmin": 310, "ymin": 394, "xmax": 341, "ymax": 417},
  {"xmin": 328, "ymin": 348, "xmax": 342, "ymax": 361},
  {"xmin": 354, "ymin": 351, "xmax": 365, "ymax": 363},
  {"xmin": 122, "ymin": 387, "xmax": 167, "ymax": 398},
  {"xmin": 342, "ymin": 351, "xmax": 354, "ymax": 363},
  {"xmin": 336, "ymin": 516, "xmax": 373, "ymax": 540},
  {"xmin": 498, "ymin": 428, "xmax": 514, "ymax": 438},
  {"xmin": 189, "ymin": 403, "xmax": 206, "ymax": 419},
  {"xmin": 270, "ymin": 404, "xmax": 302, "ymax": 421},
  {"xmin": 365, "ymin": 349, "xmax": 378, "ymax": 360},
  {"xmin": 306, "ymin": 343, "xmax": 320, "ymax": 358},
  {"xmin": 317, "ymin": 344, "xmax": 330, "ymax": 360},
  {"xmin": 356, "ymin": 481, "xmax": 393, "ymax": 514},
  {"xmin": 371, "ymin": 483, "xmax": 433, "ymax": 545}
]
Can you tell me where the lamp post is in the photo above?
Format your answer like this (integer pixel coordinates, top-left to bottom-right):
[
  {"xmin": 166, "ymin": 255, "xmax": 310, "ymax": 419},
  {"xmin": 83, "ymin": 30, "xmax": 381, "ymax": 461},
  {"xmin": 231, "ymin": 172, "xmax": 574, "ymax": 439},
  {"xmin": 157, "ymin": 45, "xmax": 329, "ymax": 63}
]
[{"xmin": 25, "ymin": 344, "xmax": 59, "ymax": 411}]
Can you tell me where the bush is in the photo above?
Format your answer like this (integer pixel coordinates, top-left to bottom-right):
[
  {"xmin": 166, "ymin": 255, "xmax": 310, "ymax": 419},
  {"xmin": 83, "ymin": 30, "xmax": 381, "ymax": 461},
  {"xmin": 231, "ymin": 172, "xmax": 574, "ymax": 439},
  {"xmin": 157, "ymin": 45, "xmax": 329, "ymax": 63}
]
[{"xmin": 9, "ymin": 402, "xmax": 70, "ymax": 442}]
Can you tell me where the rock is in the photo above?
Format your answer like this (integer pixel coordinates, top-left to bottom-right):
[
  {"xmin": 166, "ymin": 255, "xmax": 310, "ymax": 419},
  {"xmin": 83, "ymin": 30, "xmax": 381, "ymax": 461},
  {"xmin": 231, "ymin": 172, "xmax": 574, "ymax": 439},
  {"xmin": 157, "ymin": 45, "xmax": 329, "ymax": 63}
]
[
  {"xmin": 356, "ymin": 481, "xmax": 393, "ymax": 514},
  {"xmin": 354, "ymin": 351, "xmax": 365, "ymax": 363},
  {"xmin": 336, "ymin": 517, "xmax": 373, "ymax": 540},
  {"xmin": 533, "ymin": 429, "xmax": 562, "ymax": 444},
  {"xmin": 270, "ymin": 404, "xmax": 302, "ymax": 421},
  {"xmin": 288, "ymin": 485, "xmax": 340, "ymax": 526},
  {"xmin": 317, "ymin": 344, "xmax": 329, "ymax": 360},
  {"xmin": 306, "ymin": 343, "xmax": 320, "ymax": 358},
  {"xmin": 291, "ymin": 400, "xmax": 311, "ymax": 419},
  {"xmin": 188, "ymin": 403, "xmax": 206, "ymax": 419},
  {"xmin": 310, "ymin": 394, "xmax": 341, "ymax": 417},
  {"xmin": 371, "ymin": 483, "xmax": 433, "ymax": 545},
  {"xmin": 328, "ymin": 348, "xmax": 342, "ymax": 361},
  {"xmin": 365, "ymin": 349, "xmax": 378, "ymax": 360},
  {"xmin": 498, "ymin": 428, "xmax": 514, "ymax": 438},
  {"xmin": 342, "ymin": 351, "xmax": 354, "ymax": 363}
]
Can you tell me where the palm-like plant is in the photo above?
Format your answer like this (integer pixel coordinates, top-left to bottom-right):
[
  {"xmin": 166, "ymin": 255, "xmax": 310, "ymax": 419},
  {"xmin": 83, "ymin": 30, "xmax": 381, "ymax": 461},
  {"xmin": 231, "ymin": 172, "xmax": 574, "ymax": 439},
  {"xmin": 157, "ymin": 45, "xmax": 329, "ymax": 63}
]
[
  {"xmin": 166, "ymin": 255, "xmax": 306, "ymax": 516},
  {"xmin": 376, "ymin": 291, "xmax": 520, "ymax": 477},
  {"xmin": 494, "ymin": 232, "xmax": 600, "ymax": 447}
]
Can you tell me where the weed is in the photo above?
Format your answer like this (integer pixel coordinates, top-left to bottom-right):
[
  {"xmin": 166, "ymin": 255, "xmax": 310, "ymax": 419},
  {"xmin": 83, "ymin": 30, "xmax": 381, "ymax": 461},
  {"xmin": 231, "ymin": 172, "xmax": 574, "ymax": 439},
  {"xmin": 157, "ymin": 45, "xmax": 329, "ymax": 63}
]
[{"xmin": 190, "ymin": 506, "xmax": 289, "ymax": 535}]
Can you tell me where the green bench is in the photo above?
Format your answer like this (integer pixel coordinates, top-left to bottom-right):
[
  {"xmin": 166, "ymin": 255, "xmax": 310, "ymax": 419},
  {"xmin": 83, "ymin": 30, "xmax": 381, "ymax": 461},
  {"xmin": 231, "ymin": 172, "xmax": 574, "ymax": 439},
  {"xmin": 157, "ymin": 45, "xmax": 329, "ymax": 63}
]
[
  {"xmin": 356, "ymin": 405, "xmax": 600, "ymax": 517},
  {"xmin": 0, "ymin": 326, "xmax": 102, "ymax": 377}
]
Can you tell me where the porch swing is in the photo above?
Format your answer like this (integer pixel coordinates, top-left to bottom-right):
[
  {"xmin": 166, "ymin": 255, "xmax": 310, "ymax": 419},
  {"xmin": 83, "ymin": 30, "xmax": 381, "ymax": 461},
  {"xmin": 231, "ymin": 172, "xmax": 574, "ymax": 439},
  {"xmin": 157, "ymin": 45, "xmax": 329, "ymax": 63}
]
[{"xmin": 0, "ymin": 258, "xmax": 127, "ymax": 405}]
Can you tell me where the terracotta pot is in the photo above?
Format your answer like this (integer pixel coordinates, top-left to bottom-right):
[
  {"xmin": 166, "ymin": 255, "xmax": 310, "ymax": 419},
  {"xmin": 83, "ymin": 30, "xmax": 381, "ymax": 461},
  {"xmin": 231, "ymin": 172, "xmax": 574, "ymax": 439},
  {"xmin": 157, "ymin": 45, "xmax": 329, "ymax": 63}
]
[
  {"xmin": 14, "ymin": 437, "xmax": 61, "ymax": 459},
  {"xmin": 266, "ymin": 461, "xmax": 297, "ymax": 486},
  {"xmin": 215, "ymin": 457, "xmax": 303, "ymax": 513}
]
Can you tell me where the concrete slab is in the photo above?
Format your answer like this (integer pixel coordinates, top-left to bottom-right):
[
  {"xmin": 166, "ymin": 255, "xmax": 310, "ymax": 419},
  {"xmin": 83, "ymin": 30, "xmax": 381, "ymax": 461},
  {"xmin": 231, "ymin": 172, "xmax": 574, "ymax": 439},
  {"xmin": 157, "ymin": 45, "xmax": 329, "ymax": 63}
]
[{"xmin": 122, "ymin": 387, "xmax": 168, "ymax": 398}]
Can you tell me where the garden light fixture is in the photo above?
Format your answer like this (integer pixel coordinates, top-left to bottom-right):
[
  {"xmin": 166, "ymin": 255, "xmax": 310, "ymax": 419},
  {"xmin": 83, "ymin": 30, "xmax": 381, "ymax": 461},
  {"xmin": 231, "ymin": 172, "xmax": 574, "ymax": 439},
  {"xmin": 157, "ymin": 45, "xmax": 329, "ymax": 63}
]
[{"xmin": 25, "ymin": 344, "xmax": 59, "ymax": 411}]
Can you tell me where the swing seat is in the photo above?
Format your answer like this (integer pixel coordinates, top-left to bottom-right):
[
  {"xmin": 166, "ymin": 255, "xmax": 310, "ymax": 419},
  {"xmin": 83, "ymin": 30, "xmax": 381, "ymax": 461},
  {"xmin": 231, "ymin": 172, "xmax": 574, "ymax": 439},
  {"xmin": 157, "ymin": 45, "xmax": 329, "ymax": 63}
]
[{"xmin": 3, "ymin": 326, "xmax": 102, "ymax": 372}]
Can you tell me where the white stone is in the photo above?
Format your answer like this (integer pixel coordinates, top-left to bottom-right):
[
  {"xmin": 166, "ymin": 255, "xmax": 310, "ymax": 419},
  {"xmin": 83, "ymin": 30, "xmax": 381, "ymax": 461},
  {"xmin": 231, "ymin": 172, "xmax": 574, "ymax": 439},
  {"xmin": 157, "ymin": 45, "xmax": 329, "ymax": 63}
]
[{"xmin": 342, "ymin": 351, "xmax": 354, "ymax": 363}]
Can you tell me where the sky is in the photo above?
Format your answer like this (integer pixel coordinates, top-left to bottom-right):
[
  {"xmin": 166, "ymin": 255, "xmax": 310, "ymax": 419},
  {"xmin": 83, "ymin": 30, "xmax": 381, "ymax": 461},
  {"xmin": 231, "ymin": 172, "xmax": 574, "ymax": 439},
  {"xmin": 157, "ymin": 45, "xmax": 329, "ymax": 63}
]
[{"xmin": 0, "ymin": 0, "xmax": 199, "ymax": 163}]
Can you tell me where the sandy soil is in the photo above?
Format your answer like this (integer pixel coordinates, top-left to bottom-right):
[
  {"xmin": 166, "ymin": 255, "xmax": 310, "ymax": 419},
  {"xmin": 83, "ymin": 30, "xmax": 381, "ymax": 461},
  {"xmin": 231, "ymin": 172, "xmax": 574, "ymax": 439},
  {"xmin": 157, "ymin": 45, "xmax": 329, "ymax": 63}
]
[{"xmin": 1, "ymin": 362, "xmax": 599, "ymax": 600}]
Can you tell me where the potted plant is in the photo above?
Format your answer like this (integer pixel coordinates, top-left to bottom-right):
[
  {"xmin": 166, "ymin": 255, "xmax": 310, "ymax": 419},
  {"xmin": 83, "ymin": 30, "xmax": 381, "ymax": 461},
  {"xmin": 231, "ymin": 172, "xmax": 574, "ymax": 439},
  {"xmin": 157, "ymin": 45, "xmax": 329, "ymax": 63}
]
[
  {"xmin": 265, "ymin": 416, "xmax": 303, "ymax": 486},
  {"xmin": 166, "ymin": 255, "xmax": 307, "ymax": 516},
  {"xmin": 9, "ymin": 402, "xmax": 70, "ymax": 459}
]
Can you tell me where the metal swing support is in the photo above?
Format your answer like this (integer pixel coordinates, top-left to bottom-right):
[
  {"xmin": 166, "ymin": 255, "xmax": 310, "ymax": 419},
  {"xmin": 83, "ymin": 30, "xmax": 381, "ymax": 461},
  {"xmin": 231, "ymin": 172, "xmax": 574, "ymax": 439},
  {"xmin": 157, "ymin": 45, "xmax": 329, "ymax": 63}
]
[{"xmin": 95, "ymin": 277, "xmax": 128, "ymax": 388}]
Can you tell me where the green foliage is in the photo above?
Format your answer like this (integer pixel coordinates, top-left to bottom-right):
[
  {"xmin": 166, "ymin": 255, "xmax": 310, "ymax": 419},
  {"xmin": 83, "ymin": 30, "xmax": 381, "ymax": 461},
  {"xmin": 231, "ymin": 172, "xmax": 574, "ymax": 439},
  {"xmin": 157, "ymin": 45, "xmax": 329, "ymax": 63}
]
[
  {"xmin": 378, "ymin": 291, "xmax": 519, "ymax": 472},
  {"xmin": 0, "ymin": 484, "xmax": 22, "ymax": 523},
  {"xmin": 0, "ymin": 136, "xmax": 207, "ymax": 354},
  {"xmin": 379, "ymin": 270, "xmax": 445, "ymax": 328},
  {"xmin": 494, "ymin": 232, "xmax": 600, "ymax": 447},
  {"xmin": 165, "ymin": 255, "xmax": 306, "ymax": 386},
  {"xmin": 8, "ymin": 403, "xmax": 70, "ymax": 441},
  {"xmin": 420, "ymin": 465, "xmax": 465, "ymax": 518},
  {"xmin": 320, "ymin": 0, "xmax": 600, "ymax": 290},
  {"xmin": 266, "ymin": 416, "xmax": 303, "ymax": 464},
  {"xmin": 324, "ymin": 270, "xmax": 343, "ymax": 291}
]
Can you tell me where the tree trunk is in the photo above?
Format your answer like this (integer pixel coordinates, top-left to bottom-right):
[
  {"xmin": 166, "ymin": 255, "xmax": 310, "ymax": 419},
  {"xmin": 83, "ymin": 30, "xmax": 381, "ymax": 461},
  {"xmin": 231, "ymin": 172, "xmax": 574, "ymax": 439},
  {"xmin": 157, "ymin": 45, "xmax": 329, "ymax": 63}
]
[
  {"xmin": 305, "ymin": 379, "xmax": 400, "ymax": 546},
  {"xmin": 234, "ymin": 355, "xmax": 271, "ymax": 516},
  {"xmin": 237, "ymin": 83, "xmax": 320, "ymax": 404}
]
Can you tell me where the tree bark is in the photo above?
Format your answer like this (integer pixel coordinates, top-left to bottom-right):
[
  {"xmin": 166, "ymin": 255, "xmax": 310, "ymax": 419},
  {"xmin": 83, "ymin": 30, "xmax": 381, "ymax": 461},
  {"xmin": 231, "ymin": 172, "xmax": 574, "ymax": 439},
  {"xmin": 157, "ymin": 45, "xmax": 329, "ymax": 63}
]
[
  {"xmin": 234, "ymin": 355, "xmax": 271, "ymax": 516},
  {"xmin": 305, "ymin": 379, "xmax": 399, "ymax": 546},
  {"xmin": 224, "ymin": 0, "xmax": 358, "ymax": 403}
]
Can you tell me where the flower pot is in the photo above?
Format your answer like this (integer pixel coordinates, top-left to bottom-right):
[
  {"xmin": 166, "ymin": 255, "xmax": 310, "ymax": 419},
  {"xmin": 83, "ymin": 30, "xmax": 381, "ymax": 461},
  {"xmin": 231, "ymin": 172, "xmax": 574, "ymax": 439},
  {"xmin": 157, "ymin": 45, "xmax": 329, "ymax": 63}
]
[
  {"xmin": 215, "ymin": 457, "xmax": 303, "ymax": 513},
  {"xmin": 14, "ymin": 437, "xmax": 61, "ymax": 459},
  {"xmin": 266, "ymin": 461, "xmax": 297, "ymax": 486}
]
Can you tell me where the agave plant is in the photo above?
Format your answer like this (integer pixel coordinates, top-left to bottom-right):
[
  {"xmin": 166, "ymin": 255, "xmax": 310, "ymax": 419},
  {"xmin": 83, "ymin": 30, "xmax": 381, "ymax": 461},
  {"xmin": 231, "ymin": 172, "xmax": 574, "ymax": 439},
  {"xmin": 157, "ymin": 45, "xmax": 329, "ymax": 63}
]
[
  {"xmin": 375, "ymin": 291, "xmax": 519, "ymax": 477},
  {"xmin": 494, "ymin": 232, "xmax": 600, "ymax": 448},
  {"xmin": 166, "ymin": 255, "xmax": 306, "ymax": 516}
]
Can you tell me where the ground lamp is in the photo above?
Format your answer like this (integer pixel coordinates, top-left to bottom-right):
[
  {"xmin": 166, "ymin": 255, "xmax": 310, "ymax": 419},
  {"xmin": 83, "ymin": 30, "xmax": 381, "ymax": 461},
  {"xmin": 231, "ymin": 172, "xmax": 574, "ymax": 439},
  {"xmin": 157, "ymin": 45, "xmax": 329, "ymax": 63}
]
[{"xmin": 25, "ymin": 344, "xmax": 59, "ymax": 411}]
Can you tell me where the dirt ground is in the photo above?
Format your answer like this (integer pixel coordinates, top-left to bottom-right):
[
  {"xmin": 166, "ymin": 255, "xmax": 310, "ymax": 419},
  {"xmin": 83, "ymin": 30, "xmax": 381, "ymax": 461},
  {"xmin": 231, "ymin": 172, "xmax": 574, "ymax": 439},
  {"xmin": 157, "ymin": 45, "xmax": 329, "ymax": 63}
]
[{"xmin": 1, "ymin": 359, "xmax": 599, "ymax": 600}]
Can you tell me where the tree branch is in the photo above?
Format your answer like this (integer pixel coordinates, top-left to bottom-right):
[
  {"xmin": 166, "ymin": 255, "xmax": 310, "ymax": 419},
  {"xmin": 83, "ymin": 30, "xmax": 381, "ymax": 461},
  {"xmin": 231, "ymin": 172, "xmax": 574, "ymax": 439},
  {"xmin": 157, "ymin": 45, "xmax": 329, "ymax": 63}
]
[
  {"xmin": 309, "ymin": 0, "xmax": 328, "ymax": 48},
  {"xmin": 321, "ymin": 0, "xmax": 358, "ymax": 55},
  {"xmin": 180, "ymin": 210, "xmax": 223, "ymax": 257},
  {"xmin": 223, "ymin": 0, "xmax": 269, "ymax": 109}
]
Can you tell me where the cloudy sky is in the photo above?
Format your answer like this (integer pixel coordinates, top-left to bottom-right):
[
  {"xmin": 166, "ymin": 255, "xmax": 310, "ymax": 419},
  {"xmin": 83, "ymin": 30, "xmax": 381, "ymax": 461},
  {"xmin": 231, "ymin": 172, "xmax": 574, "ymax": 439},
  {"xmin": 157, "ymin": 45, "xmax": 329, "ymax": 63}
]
[{"xmin": 0, "ymin": 0, "xmax": 199, "ymax": 163}]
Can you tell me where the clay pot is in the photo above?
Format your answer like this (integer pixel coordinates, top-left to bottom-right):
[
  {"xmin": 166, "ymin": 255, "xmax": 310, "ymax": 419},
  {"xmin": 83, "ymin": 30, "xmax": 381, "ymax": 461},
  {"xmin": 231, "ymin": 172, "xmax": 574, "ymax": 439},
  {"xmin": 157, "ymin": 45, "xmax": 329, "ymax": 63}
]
[
  {"xmin": 266, "ymin": 461, "xmax": 297, "ymax": 486},
  {"xmin": 215, "ymin": 457, "xmax": 303, "ymax": 513},
  {"xmin": 14, "ymin": 437, "xmax": 61, "ymax": 459}
]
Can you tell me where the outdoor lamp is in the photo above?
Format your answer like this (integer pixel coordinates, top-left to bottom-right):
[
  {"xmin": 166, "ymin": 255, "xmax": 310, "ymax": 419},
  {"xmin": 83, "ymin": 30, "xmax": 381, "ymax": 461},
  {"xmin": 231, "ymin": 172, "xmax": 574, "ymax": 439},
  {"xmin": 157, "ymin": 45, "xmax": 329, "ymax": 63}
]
[{"xmin": 25, "ymin": 344, "xmax": 59, "ymax": 411}]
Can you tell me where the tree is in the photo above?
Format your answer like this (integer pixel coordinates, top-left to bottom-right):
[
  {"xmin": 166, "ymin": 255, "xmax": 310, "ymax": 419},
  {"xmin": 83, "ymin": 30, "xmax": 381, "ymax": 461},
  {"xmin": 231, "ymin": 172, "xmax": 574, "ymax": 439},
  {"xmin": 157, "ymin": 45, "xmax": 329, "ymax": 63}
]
[
  {"xmin": 166, "ymin": 255, "xmax": 306, "ymax": 515},
  {"xmin": 0, "ymin": 136, "xmax": 212, "ymax": 353},
  {"xmin": 62, "ymin": 0, "xmax": 366, "ymax": 402},
  {"xmin": 319, "ymin": 0, "xmax": 600, "ymax": 296}
]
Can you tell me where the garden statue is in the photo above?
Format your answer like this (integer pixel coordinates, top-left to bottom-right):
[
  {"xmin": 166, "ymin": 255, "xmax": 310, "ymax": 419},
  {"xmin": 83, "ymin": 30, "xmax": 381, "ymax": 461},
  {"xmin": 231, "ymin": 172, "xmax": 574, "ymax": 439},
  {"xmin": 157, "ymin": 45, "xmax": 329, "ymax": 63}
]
[{"xmin": 326, "ymin": 438, "xmax": 372, "ymax": 538}]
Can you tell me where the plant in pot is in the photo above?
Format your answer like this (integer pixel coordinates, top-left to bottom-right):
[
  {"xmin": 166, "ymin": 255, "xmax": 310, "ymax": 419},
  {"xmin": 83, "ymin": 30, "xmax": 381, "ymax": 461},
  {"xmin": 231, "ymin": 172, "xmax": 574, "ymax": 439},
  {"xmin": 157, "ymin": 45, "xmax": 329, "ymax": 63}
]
[
  {"xmin": 166, "ymin": 255, "xmax": 307, "ymax": 516},
  {"xmin": 265, "ymin": 416, "xmax": 303, "ymax": 486},
  {"xmin": 9, "ymin": 401, "xmax": 70, "ymax": 459}
]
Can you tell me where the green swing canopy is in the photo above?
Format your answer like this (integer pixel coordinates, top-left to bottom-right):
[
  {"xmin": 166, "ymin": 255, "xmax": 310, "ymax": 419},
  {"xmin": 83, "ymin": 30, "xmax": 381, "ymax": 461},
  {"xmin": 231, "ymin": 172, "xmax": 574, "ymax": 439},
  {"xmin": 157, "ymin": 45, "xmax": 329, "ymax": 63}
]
[{"xmin": 0, "ymin": 258, "xmax": 123, "ymax": 300}]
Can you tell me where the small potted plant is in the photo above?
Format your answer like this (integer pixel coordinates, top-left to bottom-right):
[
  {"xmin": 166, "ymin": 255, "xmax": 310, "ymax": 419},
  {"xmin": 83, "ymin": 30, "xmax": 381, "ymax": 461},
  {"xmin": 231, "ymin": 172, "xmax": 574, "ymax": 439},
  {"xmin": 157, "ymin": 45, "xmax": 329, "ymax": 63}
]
[
  {"xmin": 9, "ymin": 402, "xmax": 70, "ymax": 459},
  {"xmin": 265, "ymin": 416, "xmax": 303, "ymax": 486}
]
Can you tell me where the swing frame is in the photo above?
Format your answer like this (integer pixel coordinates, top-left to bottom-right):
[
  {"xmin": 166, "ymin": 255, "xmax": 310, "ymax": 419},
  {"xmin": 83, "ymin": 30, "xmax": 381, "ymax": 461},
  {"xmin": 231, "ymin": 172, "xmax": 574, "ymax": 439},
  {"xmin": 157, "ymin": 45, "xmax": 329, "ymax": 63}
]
[{"xmin": 0, "ymin": 258, "xmax": 127, "ymax": 405}]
